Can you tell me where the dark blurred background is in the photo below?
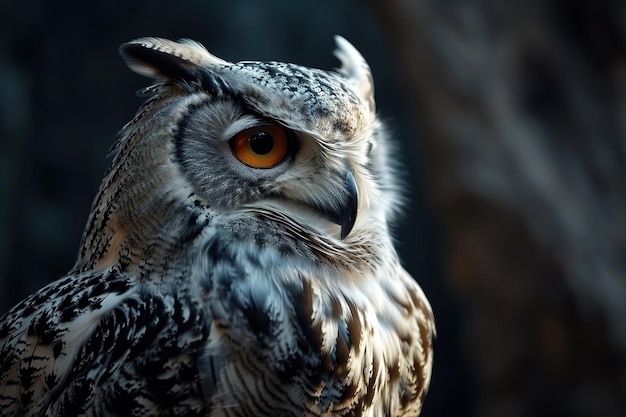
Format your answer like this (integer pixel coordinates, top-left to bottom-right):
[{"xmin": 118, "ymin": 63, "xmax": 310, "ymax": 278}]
[{"xmin": 1, "ymin": 1, "xmax": 624, "ymax": 416}]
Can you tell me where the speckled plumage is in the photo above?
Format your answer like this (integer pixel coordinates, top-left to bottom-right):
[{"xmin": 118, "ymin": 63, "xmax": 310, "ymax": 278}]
[{"xmin": 0, "ymin": 37, "xmax": 434, "ymax": 417}]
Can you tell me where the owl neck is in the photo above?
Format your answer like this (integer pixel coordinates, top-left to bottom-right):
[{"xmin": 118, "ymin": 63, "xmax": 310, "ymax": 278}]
[
  {"xmin": 71, "ymin": 176, "xmax": 197, "ymax": 277},
  {"xmin": 71, "ymin": 145, "xmax": 196, "ymax": 276}
]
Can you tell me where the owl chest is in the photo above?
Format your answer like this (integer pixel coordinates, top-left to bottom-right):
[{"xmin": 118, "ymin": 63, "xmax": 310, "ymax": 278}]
[{"xmin": 189, "ymin": 233, "xmax": 379, "ymax": 413}]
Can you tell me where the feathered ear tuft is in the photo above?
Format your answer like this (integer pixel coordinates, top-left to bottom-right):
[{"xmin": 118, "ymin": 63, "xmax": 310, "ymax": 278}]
[
  {"xmin": 119, "ymin": 37, "xmax": 229, "ymax": 81},
  {"xmin": 333, "ymin": 36, "xmax": 375, "ymax": 113}
]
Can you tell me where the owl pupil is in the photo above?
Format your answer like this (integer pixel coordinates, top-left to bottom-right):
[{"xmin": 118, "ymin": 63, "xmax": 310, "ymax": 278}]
[{"xmin": 249, "ymin": 132, "xmax": 274, "ymax": 155}]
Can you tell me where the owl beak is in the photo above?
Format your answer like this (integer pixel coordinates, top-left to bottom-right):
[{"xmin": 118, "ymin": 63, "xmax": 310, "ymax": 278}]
[
  {"xmin": 339, "ymin": 170, "xmax": 358, "ymax": 239},
  {"xmin": 314, "ymin": 169, "xmax": 358, "ymax": 239}
]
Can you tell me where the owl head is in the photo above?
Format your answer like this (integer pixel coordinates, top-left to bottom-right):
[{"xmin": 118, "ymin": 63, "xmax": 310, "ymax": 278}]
[{"xmin": 76, "ymin": 37, "xmax": 399, "ymax": 271}]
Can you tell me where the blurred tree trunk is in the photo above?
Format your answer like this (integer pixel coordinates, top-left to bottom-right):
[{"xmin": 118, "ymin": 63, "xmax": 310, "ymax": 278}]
[{"xmin": 371, "ymin": 0, "xmax": 626, "ymax": 416}]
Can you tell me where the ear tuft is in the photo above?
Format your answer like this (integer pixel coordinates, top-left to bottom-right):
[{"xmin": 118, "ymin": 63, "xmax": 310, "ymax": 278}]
[
  {"xmin": 119, "ymin": 37, "xmax": 229, "ymax": 81},
  {"xmin": 333, "ymin": 36, "xmax": 375, "ymax": 113}
]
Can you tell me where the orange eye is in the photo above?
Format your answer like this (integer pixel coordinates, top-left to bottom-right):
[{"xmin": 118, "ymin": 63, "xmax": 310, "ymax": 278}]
[{"xmin": 231, "ymin": 125, "xmax": 290, "ymax": 169}]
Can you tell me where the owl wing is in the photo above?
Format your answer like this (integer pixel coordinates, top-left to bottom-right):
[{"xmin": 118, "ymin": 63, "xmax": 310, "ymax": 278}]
[{"xmin": 0, "ymin": 268, "xmax": 213, "ymax": 416}]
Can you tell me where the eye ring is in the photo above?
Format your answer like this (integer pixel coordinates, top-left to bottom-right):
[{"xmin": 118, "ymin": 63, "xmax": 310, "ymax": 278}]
[{"xmin": 230, "ymin": 125, "xmax": 290, "ymax": 169}]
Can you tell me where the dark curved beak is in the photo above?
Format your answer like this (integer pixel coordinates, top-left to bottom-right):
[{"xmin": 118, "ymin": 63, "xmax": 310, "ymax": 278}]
[
  {"xmin": 339, "ymin": 170, "xmax": 358, "ymax": 239},
  {"xmin": 315, "ymin": 168, "xmax": 358, "ymax": 239}
]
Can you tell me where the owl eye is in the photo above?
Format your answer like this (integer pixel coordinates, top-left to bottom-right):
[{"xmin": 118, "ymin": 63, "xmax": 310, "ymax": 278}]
[{"xmin": 230, "ymin": 125, "xmax": 290, "ymax": 169}]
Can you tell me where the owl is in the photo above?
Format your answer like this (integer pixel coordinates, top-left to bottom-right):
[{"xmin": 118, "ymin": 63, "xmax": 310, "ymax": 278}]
[{"xmin": 0, "ymin": 36, "xmax": 434, "ymax": 416}]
